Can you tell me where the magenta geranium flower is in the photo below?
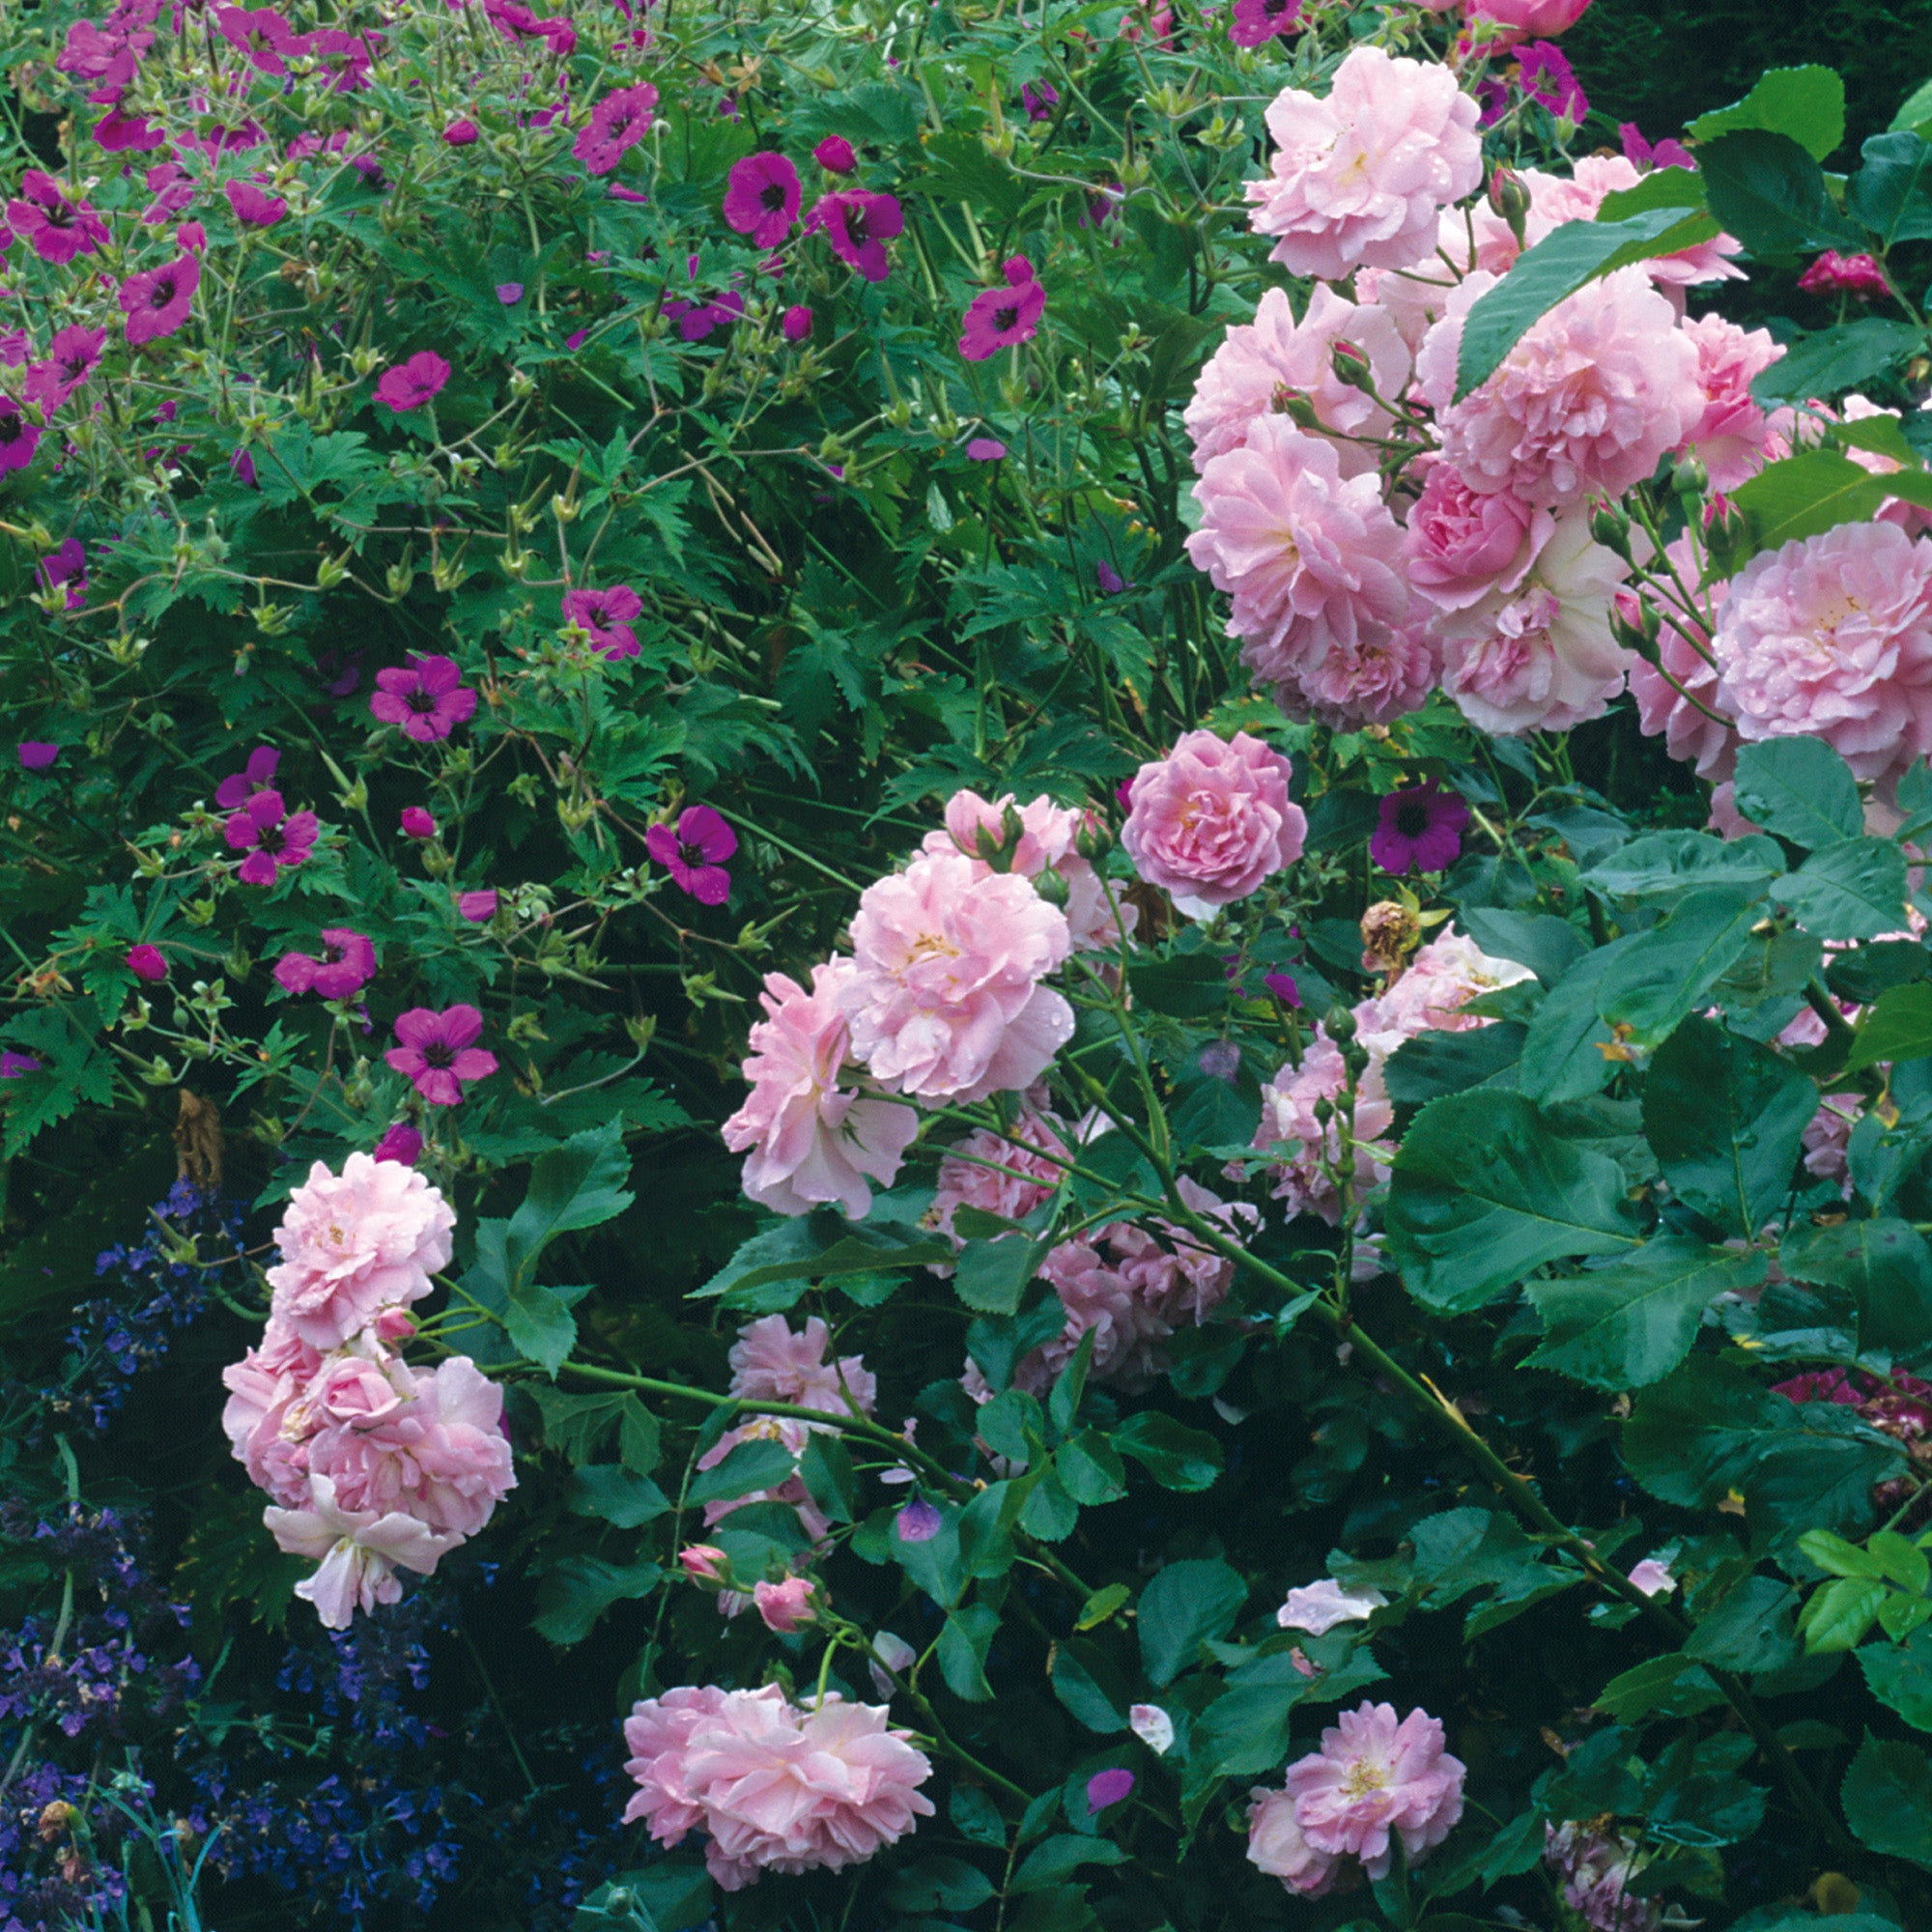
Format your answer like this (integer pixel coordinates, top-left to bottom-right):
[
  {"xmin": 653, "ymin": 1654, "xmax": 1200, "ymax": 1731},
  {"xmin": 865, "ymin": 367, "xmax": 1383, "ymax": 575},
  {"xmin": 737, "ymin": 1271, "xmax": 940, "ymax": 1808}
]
[
  {"xmin": 647, "ymin": 805, "xmax": 737, "ymax": 904},
  {"xmin": 224, "ymin": 788, "xmax": 319, "ymax": 886},
  {"xmin": 0, "ymin": 1050, "xmax": 43, "ymax": 1078},
  {"xmin": 214, "ymin": 744, "xmax": 279, "ymax": 810},
  {"xmin": 1619, "ymin": 122, "xmax": 1694, "ymax": 171},
  {"xmin": 369, "ymin": 653, "xmax": 477, "ymax": 742},
  {"xmin": 400, "ymin": 806, "xmax": 436, "ymax": 839},
  {"xmin": 23, "ymin": 327, "xmax": 106, "ymax": 412},
  {"xmin": 215, "ymin": 5, "xmax": 304, "ymax": 73},
  {"xmin": 274, "ymin": 928, "xmax": 377, "ymax": 999},
  {"xmin": 95, "ymin": 110, "xmax": 164, "ymax": 154},
  {"xmin": 959, "ymin": 259, "xmax": 1046, "ymax": 362},
  {"xmin": 225, "ymin": 178, "xmax": 287, "ymax": 227},
  {"xmin": 443, "ymin": 119, "xmax": 479, "ymax": 146},
  {"xmin": 1370, "ymin": 782, "xmax": 1468, "ymax": 875},
  {"xmin": 1087, "ymin": 1769, "xmax": 1135, "ymax": 1812},
  {"xmin": 127, "ymin": 944, "xmax": 168, "ymax": 983},
  {"xmin": 6, "ymin": 172, "xmax": 108, "ymax": 265},
  {"xmin": 372, "ymin": 1120, "xmax": 423, "ymax": 1164},
  {"xmin": 805, "ymin": 190, "xmax": 903, "ymax": 282},
  {"xmin": 813, "ymin": 135, "xmax": 856, "ymax": 174},
  {"xmin": 375, "ymin": 351, "xmax": 449, "ymax": 412},
  {"xmin": 781, "ymin": 304, "xmax": 812, "ymax": 342},
  {"xmin": 457, "ymin": 890, "xmax": 497, "ymax": 923},
  {"xmin": 119, "ymin": 254, "xmax": 200, "ymax": 346},
  {"xmin": 1229, "ymin": 0, "xmax": 1300, "ymax": 44},
  {"xmin": 0, "ymin": 401, "xmax": 42, "ymax": 474},
  {"xmin": 1515, "ymin": 42, "xmax": 1587, "ymax": 122},
  {"xmin": 1798, "ymin": 250, "xmax": 1890, "ymax": 300},
  {"xmin": 561, "ymin": 584, "xmax": 642, "ymax": 659},
  {"xmin": 36, "ymin": 538, "xmax": 86, "ymax": 610},
  {"xmin": 573, "ymin": 84, "xmax": 658, "ymax": 176},
  {"xmin": 1020, "ymin": 81, "xmax": 1060, "ymax": 121},
  {"xmin": 723, "ymin": 153, "xmax": 802, "ymax": 249},
  {"xmin": 141, "ymin": 161, "xmax": 194, "ymax": 226},
  {"xmin": 384, "ymin": 1005, "xmax": 498, "ymax": 1106},
  {"xmin": 17, "ymin": 742, "xmax": 58, "ymax": 770}
]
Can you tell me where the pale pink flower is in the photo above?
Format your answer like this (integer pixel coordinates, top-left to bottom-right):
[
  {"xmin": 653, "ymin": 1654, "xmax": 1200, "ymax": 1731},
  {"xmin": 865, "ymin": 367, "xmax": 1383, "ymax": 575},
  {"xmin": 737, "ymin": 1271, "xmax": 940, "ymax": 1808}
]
[
  {"xmin": 1184, "ymin": 419, "xmax": 1409, "ymax": 698},
  {"xmin": 927, "ymin": 1114, "xmax": 1068, "ymax": 1267},
  {"xmin": 921, "ymin": 790, "xmax": 1134, "ymax": 952},
  {"xmin": 679, "ymin": 1544, "xmax": 729, "ymax": 1582},
  {"xmin": 1546, "ymin": 1820, "xmax": 1662, "ymax": 1932},
  {"xmin": 1627, "ymin": 1558, "xmax": 1675, "ymax": 1598},
  {"xmin": 841, "ymin": 852, "xmax": 1074, "ymax": 1103},
  {"xmin": 1432, "ymin": 510, "xmax": 1634, "ymax": 734},
  {"xmin": 1277, "ymin": 1578, "xmax": 1388, "ymax": 1634},
  {"xmin": 1284, "ymin": 1701, "xmax": 1465, "ymax": 1880},
  {"xmin": 753, "ymin": 1576, "xmax": 819, "ymax": 1632},
  {"xmin": 263, "ymin": 1152, "xmax": 456, "ymax": 1350},
  {"xmin": 1129, "ymin": 1704, "xmax": 1176, "ymax": 1755},
  {"xmin": 867, "ymin": 1631, "xmax": 918, "ymax": 1699},
  {"xmin": 1278, "ymin": 618, "xmax": 1441, "ymax": 731},
  {"xmin": 1840, "ymin": 395, "xmax": 1932, "ymax": 539},
  {"xmin": 219, "ymin": 1333, "xmax": 325, "ymax": 1508},
  {"xmin": 1415, "ymin": 269, "xmax": 1703, "ymax": 509},
  {"xmin": 1245, "ymin": 46, "xmax": 1483, "ymax": 281},
  {"xmin": 1247, "ymin": 1785, "xmax": 1341, "ymax": 1896},
  {"xmin": 1352, "ymin": 926, "xmax": 1538, "ymax": 1062},
  {"xmin": 263, "ymin": 1474, "xmax": 460, "ymax": 1629},
  {"xmin": 1803, "ymin": 1094, "xmax": 1860, "ymax": 1192},
  {"xmin": 728, "ymin": 1314, "xmax": 876, "ymax": 1417},
  {"xmin": 722, "ymin": 960, "xmax": 920, "ymax": 1219},
  {"xmin": 1711, "ymin": 522, "xmax": 1932, "ymax": 781},
  {"xmin": 1251, "ymin": 1034, "xmax": 1395, "ymax": 1224},
  {"xmin": 1521, "ymin": 156, "xmax": 1742, "ymax": 288},
  {"xmin": 1628, "ymin": 532, "xmax": 1737, "ymax": 780},
  {"xmin": 1404, "ymin": 460, "xmax": 1553, "ymax": 612},
  {"xmin": 1122, "ymin": 729, "xmax": 1306, "ymax": 917},
  {"xmin": 621, "ymin": 1685, "xmax": 935, "ymax": 1889},
  {"xmin": 1183, "ymin": 284, "xmax": 1411, "ymax": 476},
  {"xmin": 1468, "ymin": 0, "xmax": 1594, "ymax": 39},
  {"xmin": 1681, "ymin": 315, "xmax": 1783, "ymax": 493},
  {"xmin": 696, "ymin": 1417, "xmax": 828, "ymax": 1541}
]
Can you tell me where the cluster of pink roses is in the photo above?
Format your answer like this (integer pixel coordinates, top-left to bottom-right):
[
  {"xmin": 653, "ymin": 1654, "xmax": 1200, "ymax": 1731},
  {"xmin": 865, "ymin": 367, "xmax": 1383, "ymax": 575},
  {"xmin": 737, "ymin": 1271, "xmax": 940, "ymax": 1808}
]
[
  {"xmin": 1247, "ymin": 1700, "xmax": 1466, "ymax": 1896},
  {"xmin": 1182, "ymin": 33, "xmax": 1932, "ymax": 791},
  {"xmin": 218, "ymin": 1153, "xmax": 513, "ymax": 1627}
]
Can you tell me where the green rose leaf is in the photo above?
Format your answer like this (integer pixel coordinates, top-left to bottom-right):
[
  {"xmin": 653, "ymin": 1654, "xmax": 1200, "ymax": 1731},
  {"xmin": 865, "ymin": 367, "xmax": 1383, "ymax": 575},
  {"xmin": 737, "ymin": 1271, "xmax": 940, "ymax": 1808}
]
[
  {"xmin": 1730, "ymin": 737, "xmax": 1863, "ymax": 849},
  {"xmin": 1841, "ymin": 1733, "xmax": 1932, "ymax": 1866},
  {"xmin": 1137, "ymin": 1557, "xmax": 1247, "ymax": 1688}
]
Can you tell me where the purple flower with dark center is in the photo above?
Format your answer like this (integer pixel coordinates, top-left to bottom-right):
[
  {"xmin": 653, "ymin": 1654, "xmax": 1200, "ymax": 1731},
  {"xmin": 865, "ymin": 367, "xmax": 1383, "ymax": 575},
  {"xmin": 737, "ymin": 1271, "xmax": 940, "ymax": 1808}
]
[
  {"xmin": 805, "ymin": 190, "xmax": 903, "ymax": 282},
  {"xmin": 1020, "ymin": 81, "xmax": 1059, "ymax": 121},
  {"xmin": 1096, "ymin": 560, "xmax": 1125, "ymax": 596},
  {"xmin": 1620, "ymin": 122, "xmax": 1694, "ymax": 172},
  {"xmin": 16, "ymin": 741, "xmax": 58, "ymax": 770},
  {"xmin": 1, "ymin": 1049, "xmax": 42, "ymax": 1076},
  {"xmin": 1086, "ymin": 1769, "xmax": 1135, "ymax": 1812},
  {"xmin": 216, "ymin": 5, "xmax": 304, "ymax": 74},
  {"xmin": 370, "ymin": 653, "xmax": 477, "ymax": 742},
  {"xmin": 1264, "ymin": 970, "xmax": 1300, "ymax": 1008},
  {"xmin": 384, "ymin": 1005, "xmax": 497, "ymax": 1106},
  {"xmin": 1229, "ymin": 0, "xmax": 1301, "ymax": 44},
  {"xmin": 273, "ymin": 928, "xmax": 375, "ymax": 999},
  {"xmin": 965, "ymin": 437, "xmax": 1007, "ymax": 461},
  {"xmin": 7, "ymin": 171, "xmax": 108, "ymax": 265},
  {"xmin": 895, "ymin": 1497, "xmax": 943, "ymax": 1543},
  {"xmin": 959, "ymin": 257, "xmax": 1046, "ymax": 362},
  {"xmin": 119, "ymin": 254, "xmax": 200, "ymax": 346},
  {"xmin": 127, "ymin": 944, "xmax": 168, "ymax": 982},
  {"xmin": 813, "ymin": 135, "xmax": 856, "ymax": 174},
  {"xmin": 374, "ymin": 350, "xmax": 448, "ymax": 412},
  {"xmin": 573, "ymin": 83, "xmax": 658, "ymax": 176},
  {"xmin": 1371, "ymin": 782, "xmax": 1468, "ymax": 875},
  {"xmin": 724, "ymin": 152, "xmax": 802, "ymax": 249},
  {"xmin": 1516, "ymin": 43, "xmax": 1587, "ymax": 123},
  {"xmin": 223, "ymin": 788, "xmax": 319, "ymax": 885},
  {"xmin": 0, "ymin": 397, "xmax": 40, "ymax": 472},
  {"xmin": 24, "ymin": 327, "xmax": 106, "ymax": 412},
  {"xmin": 373, "ymin": 1121, "xmax": 423, "ymax": 1164},
  {"xmin": 224, "ymin": 178, "xmax": 287, "ymax": 227},
  {"xmin": 215, "ymin": 745, "xmax": 280, "ymax": 809},
  {"xmin": 561, "ymin": 583, "xmax": 643, "ymax": 659},
  {"xmin": 646, "ymin": 805, "xmax": 737, "ymax": 905}
]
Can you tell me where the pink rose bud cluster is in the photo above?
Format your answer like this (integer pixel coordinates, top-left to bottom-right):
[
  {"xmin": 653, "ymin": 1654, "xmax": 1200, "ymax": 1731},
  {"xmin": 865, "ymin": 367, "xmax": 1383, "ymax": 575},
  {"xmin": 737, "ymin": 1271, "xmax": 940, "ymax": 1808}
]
[{"xmin": 218, "ymin": 1154, "xmax": 514, "ymax": 1628}]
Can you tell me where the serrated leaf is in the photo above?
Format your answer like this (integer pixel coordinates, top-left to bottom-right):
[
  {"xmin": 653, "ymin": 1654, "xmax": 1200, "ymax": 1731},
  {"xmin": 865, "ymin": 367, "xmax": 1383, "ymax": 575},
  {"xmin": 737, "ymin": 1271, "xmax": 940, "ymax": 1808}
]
[
  {"xmin": 1847, "ymin": 130, "xmax": 1932, "ymax": 244},
  {"xmin": 1781, "ymin": 1217, "xmax": 1932, "ymax": 1353},
  {"xmin": 1841, "ymin": 1734, "xmax": 1932, "ymax": 1865},
  {"xmin": 685, "ymin": 1436, "xmax": 796, "ymax": 1506},
  {"xmin": 1697, "ymin": 128, "xmax": 1866, "ymax": 256},
  {"xmin": 533, "ymin": 1556, "xmax": 660, "ymax": 1645},
  {"xmin": 1860, "ymin": 1625, "xmax": 1932, "ymax": 1729},
  {"xmin": 1774, "ymin": 838, "xmax": 1910, "ymax": 942},
  {"xmin": 1689, "ymin": 65, "xmax": 1847, "ymax": 159},
  {"xmin": 1597, "ymin": 887, "xmax": 1766, "ymax": 1045},
  {"xmin": 1138, "ymin": 1558, "xmax": 1247, "ymax": 1688},
  {"xmin": 1111, "ymin": 1411, "xmax": 1223, "ymax": 1492},
  {"xmin": 1731, "ymin": 737, "xmax": 1864, "ymax": 847},
  {"xmin": 1847, "ymin": 980, "xmax": 1932, "ymax": 1072}
]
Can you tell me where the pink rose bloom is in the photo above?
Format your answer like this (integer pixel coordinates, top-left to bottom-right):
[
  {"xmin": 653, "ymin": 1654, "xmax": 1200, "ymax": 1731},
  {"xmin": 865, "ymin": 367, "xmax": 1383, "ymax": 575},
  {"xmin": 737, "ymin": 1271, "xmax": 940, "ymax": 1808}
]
[
  {"xmin": 840, "ymin": 852, "xmax": 1074, "ymax": 1103},
  {"xmin": 1284, "ymin": 1701, "xmax": 1466, "ymax": 1880},
  {"xmin": 1405, "ymin": 460, "xmax": 1552, "ymax": 612},
  {"xmin": 728, "ymin": 1314, "xmax": 876, "ymax": 1417},
  {"xmin": 264, "ymin": 1151, "xmax": 456, "ymax": 1350},
  {"xmin": 1245, "ymin": 45, "xmax": 1483, "ymax": 281},
  {"xmin": 1432, "ymin": 511, "xmax": 1634, "ymax": 734},
  {"xmin": 753, "ymin": 1576, "xmax": 819, "ymax": 1632},
  {"xmin": 680, "ymin": 1544, "xmax": 729, "ymax": 1582},
  {"xmin": 1681, "ymin": 315, "xmax": 1783, "ymax": 493},
  {"xmin": 1628, "ymin": 533, "xmax": 1737, "ymax": 781},
  {"xmin": 219, "ymin": 1332, "xmax": 326, "ymax": 1507},
  {"xmin": 928, "ymin": 1114, "xmax": 1068, "ymax": 1264},
  {"xmin": 1711, "ymin": 522, "xmax": 1932, "ymax": 781},
  {"xmin": 264, "ymin": 1473, "xmax": 460, "ymax": 1629},
  {"xmin": 1252, "ymin": 1033, "xmax": 1395, "ymax": 1224},
  {"xmin": 1352, "ymin": 925, "xmax": 1538, "ymax": 1062},
  {"xmin": 1185, "ymin": 418, "xmax": 1410, "ymax": 690},
  {"xmin": 1804, "ymin": 1094, "xmax": 1859, "ymax": 1192},
  {"xmin": 1278, "ymin": 1578, "xmax": 1388, "ymax": 1634},
  {"xmin": 1627, "ymin": 1558, "xmax": 1675, "ymax": 1598},
  {"xmin": 1525, "ymin": 156, "xmax": 1741, "ymax": 288},
  {"xmin": 1122, "ymin": 728, "xmax": 1305, "ymax": 917},
  {"xmin": 1837, "ymin": 396, "xmax": 1932, "ymax": 539},
  {"xmin": 696, "ymin": 1417, "xmax": 828, "ymax": 1540},
  {"xmin": 1415, "ymin": 269, "xmax": 1703, "ymax": 509},
  {"xmin": 722, "ymin": 959, "xmax": 920, "ymax": 1218},
  {"xmin": 1466, "ymin": 0, "xmax": 1593, "ymax": 40},
  {"xmin": 1183, "ymin": 284, "xmax": 1411, "ymax": 476},
  {"xmin": 1248, "ymin": 1785, "xmax": 1341, "ymax": 1896},
  {"xmin": 309, "ymin": 1352, "xmax": 411, "ymax": 1428},
  {"xmin": 622, "ymin": 1686, "xmax": 934, "ymax": 1889},
  {"xmin": 1035, "ymin": 1234, "xmax": 1179, "ymax": 1394},
  {"xmin": 921, "ymin": 790, "xmax": 1134, "ymax": 952}
]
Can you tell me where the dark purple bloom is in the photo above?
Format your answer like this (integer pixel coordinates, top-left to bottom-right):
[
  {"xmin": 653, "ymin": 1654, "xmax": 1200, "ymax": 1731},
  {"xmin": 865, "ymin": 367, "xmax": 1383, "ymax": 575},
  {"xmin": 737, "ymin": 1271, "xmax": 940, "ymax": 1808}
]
[
  {"xmin": 94, "ymin": 108, "xmax": 165, "ymax": 152},
  {"xmin": 1799, "ymin": 251, "xmax": 1892, "ymax": 299},
  {"xmin": 0, "ymin": 397, "xmax": 41, "ymax": 473},
  {"xmin": 573, "ymin": 84, "xmax": 658, "ymax": 176},
  {"xmin": 895, "ymin": 1497, "xmax": 943, "ymax": 1543},
  {"xmin": 374, "ymin": 350, "xmax": 448, "ymax": 412},
  {"xmin": 215, "ymin": 5, "xmax": 304, "ymax": 74},
  {"xmin": 16, "ymin": 740, "xmax": 58, "ymax": 770},
  {"xmin": 223, "ymin": 788, "xmax": 319, "ymax": 885},
  {"xmin": 370, "ymin": 653, "xmax": 476, "ymax": 742},
  {"xmin": 373, "ymin": 1121, "xmax": 423, "ymax": 1164},
  {"xmin": 273, "ymin": 928, "xmax": 376, "ymax": 999},
  {"xmin": 384, "ymin": 1005, "xmax": 497, "ymax": 1106},
  {"xmin": 231, "ymin": 448, "xmax": 258, "ymax": 487},
  {"xmin": 959, "ymin": 257, "xmax": 1045, "ymax": 361},
  {"xmin": 561, "ymin": 584, "xmax": 643, "ymax": 659},
  {"xmin": 724, "ymin": 152, "xmax": 802, "ymax": 249},
  {"xmin": 214, "ymin": 744, "xmax": 279, "ymax": 810},
  {"xmin": 1264, "ymin": 971, "xmax": 1300, "ymax": 1008},
  {"xmin": 24, "ymin": 327, "xmax": 107, "ymax": 412},
  {"xmin": 0, "ymin": 1049, "xmax": 42, "ymax": 1076},
  {"xmin": 646, "ymin": 805, "xmax": 737, "ymax": 905},
  {"xmin": 127, "ymin": 944, "xmax": 168, "ymax": 982},
  {"xmin": 805, "ymin": 190, "xmax": 903, "ymax": 282},
  {"xmin": 813, "ymin": 135, "xmax": 856, "ymax": 174},
  {"xmin": 119, "ymin": 253, "xmax": 200, "ymax": 346},
  {"xmin": 1020, "ymin": 81, "xmax": 1060, "ymax": 121},
  {"xmin": 7, "ymin": 171, "xmax": 108, "ymax": 265},
  {"xmin": 782, "ymin": 303, "xmax": 812, "ymax": 342},
  {"xmin": 444, "ymin": 118, "xmax": 480, "ymax": 145},
  {"xmin": 1095, "ymin": 560, "xmax": 1125, "ymax": 596},
  {"xmin": 1086, "ymin": 1769, "xmax": 1135, "ymax": 1812},
  {"xmin": 1371, "ymin": 782, "xmax": 1468, "ymax": 875},
  {"xmin": 1229, "ymin": 0, "xmax": 1300, "ymax": 45}
]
